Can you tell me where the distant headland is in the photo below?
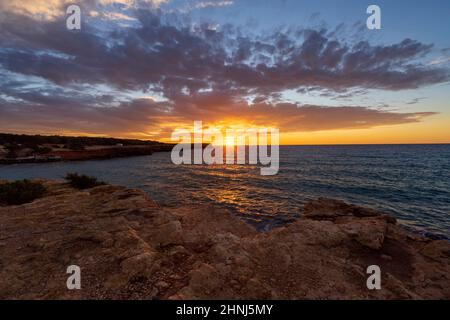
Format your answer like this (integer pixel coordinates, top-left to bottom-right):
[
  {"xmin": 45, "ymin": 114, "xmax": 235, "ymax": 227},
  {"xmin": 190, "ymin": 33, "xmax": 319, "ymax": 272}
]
[{"xmin": 0, "ymin": 133, "xmax": 173, "ymax": 164}]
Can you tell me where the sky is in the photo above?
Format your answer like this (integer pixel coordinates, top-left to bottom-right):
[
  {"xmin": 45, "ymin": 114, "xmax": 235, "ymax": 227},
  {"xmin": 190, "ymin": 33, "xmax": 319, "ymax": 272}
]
[{"xmin": 0, "ymin": 0, "xmax": 449, "ymax": 144}]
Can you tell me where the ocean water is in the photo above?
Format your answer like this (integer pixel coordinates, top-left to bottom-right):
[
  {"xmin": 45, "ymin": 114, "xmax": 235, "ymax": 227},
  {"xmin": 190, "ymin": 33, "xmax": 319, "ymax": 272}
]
[{"xmin": 1, "ymin": 145, "xmax": 449, "ymax": 239}]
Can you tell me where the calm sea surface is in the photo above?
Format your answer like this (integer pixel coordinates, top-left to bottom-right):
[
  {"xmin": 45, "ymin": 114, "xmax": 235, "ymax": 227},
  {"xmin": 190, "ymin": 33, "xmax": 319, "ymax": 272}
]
[{"xmin": 1, "ymin": 145, "xmax": 449, "ymax": 238}]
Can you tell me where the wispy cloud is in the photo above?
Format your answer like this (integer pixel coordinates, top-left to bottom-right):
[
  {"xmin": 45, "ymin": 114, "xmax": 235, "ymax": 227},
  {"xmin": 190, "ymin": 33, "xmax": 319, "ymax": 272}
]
[
  {"xmin": 428, "ymin": 56, "xmax": 450, "ymax": 66},
  {"xmin": 194, "ymin": 1, "xmax": 234, "ymax": 9},
  {"xmin": 0, "ymin": 0, "xmax": 169, "ymax": 20}
]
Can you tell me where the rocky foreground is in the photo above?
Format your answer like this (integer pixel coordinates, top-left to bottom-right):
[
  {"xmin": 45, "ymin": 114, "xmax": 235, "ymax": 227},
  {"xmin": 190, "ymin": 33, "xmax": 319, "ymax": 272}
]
[{"xmin": 0, "ymin": 181, "xmax": 449, "ymax": 299}]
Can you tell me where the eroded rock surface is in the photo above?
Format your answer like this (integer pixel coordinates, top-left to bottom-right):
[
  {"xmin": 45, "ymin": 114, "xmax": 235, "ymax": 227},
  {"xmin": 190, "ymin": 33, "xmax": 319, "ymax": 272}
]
[{"xmin": 0, "ymin": 181, "xmax": 449, "ymax": 299}]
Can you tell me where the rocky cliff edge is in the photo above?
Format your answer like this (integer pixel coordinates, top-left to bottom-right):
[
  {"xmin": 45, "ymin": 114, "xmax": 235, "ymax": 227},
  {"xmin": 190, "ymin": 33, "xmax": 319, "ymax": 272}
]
[{"xmin": 0, "ymin": 181, "xmax": 449, "ymax": 299}]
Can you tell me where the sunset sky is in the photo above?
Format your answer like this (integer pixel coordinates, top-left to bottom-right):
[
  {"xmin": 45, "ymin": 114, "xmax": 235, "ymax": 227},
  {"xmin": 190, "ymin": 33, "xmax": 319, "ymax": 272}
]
[{"xmin": 0, "ymin": 0, "xmax": 449, "ymax": 144}]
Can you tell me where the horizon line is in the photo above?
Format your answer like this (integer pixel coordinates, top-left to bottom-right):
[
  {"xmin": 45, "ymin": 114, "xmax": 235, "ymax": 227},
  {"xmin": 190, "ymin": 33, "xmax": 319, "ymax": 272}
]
[{"xmin": 1, "ymin": 132, "xmax": 449, "ymax": 146}]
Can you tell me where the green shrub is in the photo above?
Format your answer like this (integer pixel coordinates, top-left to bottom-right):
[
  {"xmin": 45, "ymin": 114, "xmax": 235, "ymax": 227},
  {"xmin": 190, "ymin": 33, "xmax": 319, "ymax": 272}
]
[
  {"xmin": 65, "ymin": 173, "xmax": 105, "ymax": 190},
  {"xmin": 0, "ymin": 180, "xmax": 46, "ymax": 205}
]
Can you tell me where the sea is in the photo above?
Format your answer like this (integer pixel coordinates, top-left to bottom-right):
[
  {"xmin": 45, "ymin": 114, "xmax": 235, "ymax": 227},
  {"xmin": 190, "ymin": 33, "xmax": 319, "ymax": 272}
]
[{"xmin": 1, "ymin": 144, "xmax": 449, "ymax": 239}]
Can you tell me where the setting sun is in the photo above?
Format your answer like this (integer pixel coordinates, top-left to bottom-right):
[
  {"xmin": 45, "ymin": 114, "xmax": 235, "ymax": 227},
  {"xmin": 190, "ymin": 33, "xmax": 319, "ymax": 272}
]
[{"xmin": 225, "ymin": 136, "xmax": 235, "ymax": 147}]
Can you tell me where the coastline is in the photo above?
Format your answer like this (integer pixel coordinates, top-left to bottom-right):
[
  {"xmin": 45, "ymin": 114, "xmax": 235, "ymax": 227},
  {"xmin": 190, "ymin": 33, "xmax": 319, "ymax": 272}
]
[
  {"xmin": 0, "ymin": 145, "xmax": 173, "ymax": 164},
  {"xmin": 0, "ymin": 180, "xmax": 448, "ymax": 299},
  {"xmin": 0, "ymin": 133, "xmax": 174, "ymax": 165}
]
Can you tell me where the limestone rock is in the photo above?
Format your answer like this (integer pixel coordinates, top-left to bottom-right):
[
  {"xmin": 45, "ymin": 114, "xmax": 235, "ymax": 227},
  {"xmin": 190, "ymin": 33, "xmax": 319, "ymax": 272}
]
[{"xmin": 0, "ymin": 181, "xmax": 448, "ymax": 300}]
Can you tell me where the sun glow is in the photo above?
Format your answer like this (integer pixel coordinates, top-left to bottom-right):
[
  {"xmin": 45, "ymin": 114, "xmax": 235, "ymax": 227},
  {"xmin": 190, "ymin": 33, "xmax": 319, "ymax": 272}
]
[
  {"xmin": 168, "ymin": 121, "xmax": 280, "ymax": 147},
  {"xmin": 225, "ymin": 136, "xmax": 235, "ymax": 147}
]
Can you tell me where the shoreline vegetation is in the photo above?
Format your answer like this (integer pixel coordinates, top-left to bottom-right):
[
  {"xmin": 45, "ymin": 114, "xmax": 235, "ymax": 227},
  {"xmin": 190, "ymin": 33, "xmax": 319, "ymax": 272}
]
[
  {"xmin": 0, "ymin": 133, "xmax": 173, "ymax": 164},
  {"xmin": 0, "ymin": 178, "xmax": 448, "ymax": 299}
]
